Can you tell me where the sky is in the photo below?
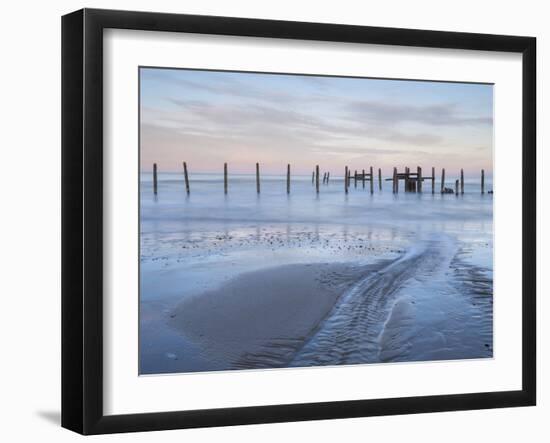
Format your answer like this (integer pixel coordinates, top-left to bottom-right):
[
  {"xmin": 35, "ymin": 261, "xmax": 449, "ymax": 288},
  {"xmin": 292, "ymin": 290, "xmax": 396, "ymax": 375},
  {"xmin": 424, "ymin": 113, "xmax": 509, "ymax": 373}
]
[{"xmin": 140, "ymin": 68, "xmax": 493, "ymax": 177}]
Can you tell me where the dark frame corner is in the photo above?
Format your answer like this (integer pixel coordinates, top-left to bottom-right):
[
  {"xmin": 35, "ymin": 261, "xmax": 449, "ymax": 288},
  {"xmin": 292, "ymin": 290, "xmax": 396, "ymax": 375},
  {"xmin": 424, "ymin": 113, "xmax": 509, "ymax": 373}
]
[{"xmin": 62, "ymin": 8, "xmax": 536, "ymax": 435}]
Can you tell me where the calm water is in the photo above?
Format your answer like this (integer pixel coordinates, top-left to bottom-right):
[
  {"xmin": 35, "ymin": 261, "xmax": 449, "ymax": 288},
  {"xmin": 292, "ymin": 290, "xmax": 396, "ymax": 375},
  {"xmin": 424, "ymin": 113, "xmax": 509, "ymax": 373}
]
[{"xmin": 139, "ymin": 172, "xmax": 493, "ymax": 374}]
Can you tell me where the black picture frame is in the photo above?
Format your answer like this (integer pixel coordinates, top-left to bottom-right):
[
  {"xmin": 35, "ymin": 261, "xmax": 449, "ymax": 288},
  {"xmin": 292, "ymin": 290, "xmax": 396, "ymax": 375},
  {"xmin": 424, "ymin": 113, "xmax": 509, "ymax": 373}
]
[{"xmin": 62, "ymin": 8, "xmax": 536, "ymax": 435}]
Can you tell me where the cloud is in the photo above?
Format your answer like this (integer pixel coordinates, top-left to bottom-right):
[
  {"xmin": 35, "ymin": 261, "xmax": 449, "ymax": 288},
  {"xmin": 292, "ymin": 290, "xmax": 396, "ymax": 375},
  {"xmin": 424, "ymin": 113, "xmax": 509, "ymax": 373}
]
[
  {"xmin": 346, "ymin": 101, "xmax": 492, "ymax": 127},
  {"xmin": 140, "ymin": 70, "xmax": 493, "ymax": 173},
  {"xmin": 145, "ymin": 69, "xmax": 299, "ymax": 104},
  {"xmin": 154, "ymin": 98, "xmax": 445, "ymax": 149}
]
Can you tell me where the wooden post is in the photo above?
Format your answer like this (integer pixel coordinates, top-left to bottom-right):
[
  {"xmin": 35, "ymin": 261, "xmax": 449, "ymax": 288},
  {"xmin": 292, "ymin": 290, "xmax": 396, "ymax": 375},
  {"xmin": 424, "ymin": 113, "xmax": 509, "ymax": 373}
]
[
  {"xmin": 393, "ymin": 167, "xmax": 397, "ymax": 194},
  {"xmin": 312, "ymin": 171, "xmax": 314, "ymax": 184},
  {"xmin": 460, "ymin": 168, "xmax": 464, "ymax": 194},
  {"xmin": 322, "ymin": 172, "xmax": 326, "ymax": 184},
  {"xmin": 370, "ymin": 166, "xmax": 374, "ymax": 194},
  {"xmin": 347, "ymin": 169, "xmax": 351, "ymax": 188},
  {"xmin": 183, "ymin": 161, "xmax": 190, "ymax": 195},
  {"xmin": 378, "ymin": 168, "xmax": 382, "ymax": 191},
  {"xmin": 405, "ymin": 167, "xmax": 409, "ymax": 192},
  {"xmin": 345, "ymin": 166, "xmax": 349, "ymax": 194},
  {"xmin": 287, "ymin": 164, "xmax": 290, "ymax": 194},
  {"xmin": 455, "ymin": 179, "xmax": 459, "ymax": 196},
  {"xmin": 362, "ymin": 169, "xmax": 365, "ymax": 188},
  {"xmin": 256, "ymin": 163, "xmax": 260, "ymax": 194},
  {"xmin": 481, "ymin": 169, "xmax": 485, "ymax": 194},
  {"xmin": 441, "ymin": 168, "xmax": 445, "ymax": 193},
  {"xmin": 327, "ymin": 172, "xmax": 330, "ymax": 184},
  {"xmin": 153, "ymin": 163, "xmax": 158, "ymax": 195},
  {"xmin": 417, "ymin": 166, "xmax": 422, "ymax": 193},
  {"xmin": 354, "ymin": 170, "xmax": 358, "ymax": 188},
  {"xmin": 316, "ymin": 165, "xmax": 320, "ymax": 193},
  {"xmin": 224, "ymin": 162, "xmax": 228, "ymax": 194},
  {"xmin": 431, "ymin": 167, "xmax": 435, "ymax": 194}
]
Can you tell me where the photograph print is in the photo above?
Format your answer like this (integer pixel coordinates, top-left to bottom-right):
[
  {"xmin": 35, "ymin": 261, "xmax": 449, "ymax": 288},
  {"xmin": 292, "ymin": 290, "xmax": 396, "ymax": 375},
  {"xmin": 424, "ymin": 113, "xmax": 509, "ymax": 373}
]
[{"xmin": 139, "ymin": 67, "xmax": 493, "ymax": 375}]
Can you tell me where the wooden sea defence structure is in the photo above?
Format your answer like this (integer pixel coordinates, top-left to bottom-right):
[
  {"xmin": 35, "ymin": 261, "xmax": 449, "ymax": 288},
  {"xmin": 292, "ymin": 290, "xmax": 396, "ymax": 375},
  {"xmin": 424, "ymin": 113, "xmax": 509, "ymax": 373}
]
[
  {"xmin": 151, "ymin": 163, "xmax": 490, "ymax": 197},
  {"xmin": 224, "ymin": 162, "xmax": 228, "ymax": 195},
  {"xmin": 316, "ymin": 165, "xmax": 320, "ymax": 193},
  {"xmin": 345, "ymin": 166, "xmax": 349, "ymax": 194},
  {"xmin": 350, "ymin": 168, "xmax": 374, "ymax": 194},
  {"xmin": 256, "ymin": 163, "xmax": 260, "ymax": 194},
  {"xmin": 183, "ymin": 161, "xmax": 190, "ymax": 195},
  {"xmin": 153, "ymin": 163, "xmax": 158, "ymax": 195},
  {"xmin": 287, "ymin": 164, "xmax": 291, "ymax": 194},
  {"xmin": 386, "ymin": 166, "xmax": 435, "ymax": 194}
]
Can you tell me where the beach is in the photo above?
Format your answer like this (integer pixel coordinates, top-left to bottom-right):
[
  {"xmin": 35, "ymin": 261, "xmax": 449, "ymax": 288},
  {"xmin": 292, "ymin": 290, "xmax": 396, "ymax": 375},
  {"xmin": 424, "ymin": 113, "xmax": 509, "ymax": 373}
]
[
  {"xmin": 139, "ymin": 173, "xmax": 493, "ymax": 374},
  {"xmin": 169, "ymin": 262, "xmax": 386, "ymax": 369}
]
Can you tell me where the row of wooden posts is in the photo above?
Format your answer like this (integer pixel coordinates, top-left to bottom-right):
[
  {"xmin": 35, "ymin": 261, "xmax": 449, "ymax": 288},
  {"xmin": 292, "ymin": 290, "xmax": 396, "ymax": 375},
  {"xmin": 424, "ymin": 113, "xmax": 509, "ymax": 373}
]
[{"xmin": 152, "ymin": 162, "xmax": 488, "ymax": 195}]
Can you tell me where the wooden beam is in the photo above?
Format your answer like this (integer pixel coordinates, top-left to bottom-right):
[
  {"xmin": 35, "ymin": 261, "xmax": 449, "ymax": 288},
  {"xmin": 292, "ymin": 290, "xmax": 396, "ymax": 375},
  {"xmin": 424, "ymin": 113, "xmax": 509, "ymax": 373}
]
[
  {"xmin": 153, "ymin": 163, "xmax": 158, "ymax": 195},
  {"xmin": 287, "ymin": 164, "xmax": 290, "ymax": 194},
  {"xmin": 224, "ymin": 162, "xmax": 228, "ymax": 194},
  {"xmin": 316, "ymin": 165, "xmax": 320, "ymax": 193},
  {"xmin": 370, "ymin": 166, "xmax": 374, "ymax": 194},
  {"xmin": 256, "ymin": 162, "xmax": 260, "ymax": 194},
  {"xmin": 183, "ymin": 161, "xmax": 190, "ymax": 195},
  {"xmin": 345, "ymin": 166, "xmax": 349, "ymax": 194}
]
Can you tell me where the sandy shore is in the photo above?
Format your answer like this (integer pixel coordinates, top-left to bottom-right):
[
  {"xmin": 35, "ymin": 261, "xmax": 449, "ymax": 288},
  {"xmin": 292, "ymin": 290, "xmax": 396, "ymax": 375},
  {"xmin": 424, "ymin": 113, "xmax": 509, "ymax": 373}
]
[
  {"xmin": 167, "ymin": 234, "xmax": 493, "ymax": 372},
  {"xmin": 169, "ymin": 261, "xmax": 382, "ymax": 369}
]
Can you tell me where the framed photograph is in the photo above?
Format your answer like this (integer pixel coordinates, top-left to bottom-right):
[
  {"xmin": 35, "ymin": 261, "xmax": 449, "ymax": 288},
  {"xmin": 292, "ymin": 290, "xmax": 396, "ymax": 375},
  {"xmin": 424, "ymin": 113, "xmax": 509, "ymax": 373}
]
[{"xmin": 61, "ymin": 8, "xmax": 536, "ymax": 435}]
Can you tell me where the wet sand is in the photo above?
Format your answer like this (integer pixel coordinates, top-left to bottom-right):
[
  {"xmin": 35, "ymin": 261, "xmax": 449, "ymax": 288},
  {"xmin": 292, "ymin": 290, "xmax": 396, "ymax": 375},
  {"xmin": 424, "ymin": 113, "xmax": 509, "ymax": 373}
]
[
  {"xmin": 169, "ymin": 261, "xmax": 385, "ymax": 369},
  {"xmin": 167, "ymin": 234, "xmax": 493, "ymax": 371}
]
